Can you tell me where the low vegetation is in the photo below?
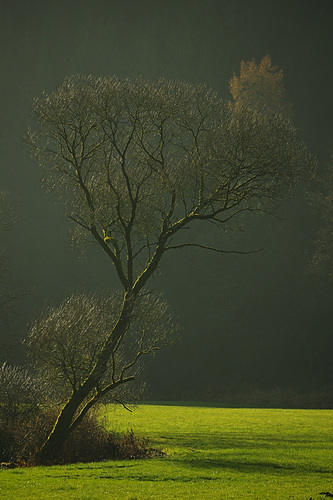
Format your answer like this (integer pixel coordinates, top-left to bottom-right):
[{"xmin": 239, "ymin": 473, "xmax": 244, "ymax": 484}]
[
  {"xmin": 1, "ymin": 403, "xmax": 332, "ymax": 499},
  {"xmin": 0, "ymin": 402, "xmax": 158, "ymax": 466}
]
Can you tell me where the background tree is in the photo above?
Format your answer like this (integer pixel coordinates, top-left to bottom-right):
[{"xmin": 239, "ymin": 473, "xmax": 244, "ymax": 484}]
[
  {"xmin": 0, "ymin": 189, "xmax": 28, "ymax": 365},
  {"xmin": 0, "ymin": 189, "xmax": 28, "ymax": 362},
  {"xmin": 0, "ymin": 362, "xmax": 46, "ymax": 429},
  {"xmin": 0, "ymin": 361, "xmax": 48, "ymax": 462},
  {"xmin": 26, "ymin": 73, "xmax": 316, "ymax": 461},
  {"xmin": 308, "ymin": 154, "xmax": 333, "ymax": 279},
  {"xmin": 229, "ymin": 55, "xmax": 291, "ymax": 116},
  {"xmin": 0, "ymin": 191, "xmax": 18, "ymax": 322}
]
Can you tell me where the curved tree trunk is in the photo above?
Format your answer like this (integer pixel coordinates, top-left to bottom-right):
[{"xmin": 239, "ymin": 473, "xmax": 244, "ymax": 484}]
[
  {"xmin": 36, "ymin": 383, "xmax": 93, "ymax": 463},
  {"xmin": 37, "ymin": 239, "xmax": 167, "ymax": 463},
  {"xmin": 36, "ymin": 295, "xmax": 133, "ymax": 463}
]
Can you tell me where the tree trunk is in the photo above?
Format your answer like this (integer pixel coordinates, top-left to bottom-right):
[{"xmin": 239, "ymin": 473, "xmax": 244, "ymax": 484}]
[
  {"xmin": 36, "ymin": 384, "xmax": 92, "ymax": 463},
  {"xmin": 36, "ymin": 294, "xmax": 133, "ymax": 463}
]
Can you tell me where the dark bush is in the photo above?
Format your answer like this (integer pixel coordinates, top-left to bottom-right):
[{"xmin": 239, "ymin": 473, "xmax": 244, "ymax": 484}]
[
  {"xmin": 0, "ymin": 407, "xmax": 162, "ymax": 466},
  {"xmin": 0, "ymin": 406, "xmax": 59, "ymax": 465},
  {"xmin": 52, "ymin": 412, "xmax": 163, "ymax": 465},
  {"xmin": 0, "ymin": 362, "xmax": 160, "ymax": 466},
  {"xmin": 0, "ymin": 362, "xmax": 54, "ymax": 464}
]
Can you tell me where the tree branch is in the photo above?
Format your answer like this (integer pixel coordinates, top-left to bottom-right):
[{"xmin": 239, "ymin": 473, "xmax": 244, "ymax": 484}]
[
  {"xmin": 166, "ymin": 243, "xmax": 263, "ymax": 254},
  {"xmin": 69, "ymin": 375, "xmax": 135, "ymax": 432}
]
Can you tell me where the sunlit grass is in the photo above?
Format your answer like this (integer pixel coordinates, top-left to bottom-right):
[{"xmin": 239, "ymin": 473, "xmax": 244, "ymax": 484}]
[{"xmin": 1, "ymin": 403, "xmax": 332, "ymax": 499}]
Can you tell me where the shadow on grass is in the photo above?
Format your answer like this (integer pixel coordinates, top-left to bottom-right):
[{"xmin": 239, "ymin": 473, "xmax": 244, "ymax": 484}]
[
  {"xmin": 43, "ymin": 451, "xmax": 329, "ymax": 481},
  {"xmin": 161, "ymin": 433, "xmax": 325, "ymax": 451},
  {"xmin": 176, "ymin": 457, "xmax": 290, "ymax": 474},
  {"xmin": 175, "ymin": 452, "xmax": 331, "ymax": 475},
  {"xmin": 40, "ymin": 430, "xmax": 330, "ymax": 481}
]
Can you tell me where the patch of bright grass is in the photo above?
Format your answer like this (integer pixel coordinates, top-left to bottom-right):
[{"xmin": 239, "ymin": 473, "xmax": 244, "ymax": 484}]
[{"xmin": 1, "ymin": 403, "xmax": 332, "ymax": 499}]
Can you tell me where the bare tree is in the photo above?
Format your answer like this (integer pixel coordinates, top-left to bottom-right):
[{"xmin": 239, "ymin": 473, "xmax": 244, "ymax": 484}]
[
  {"xmin": 308, "ymin": 154, "xmax": 333, "ymax": 279},
  {"xmin": 26, "ymin": 74, "xmax": 316, "ymax": 461},
  {"xmin": 26, "ymin": 291, "xmax": 175, "ymax": 431},
  {"xmin": 0, "ymin": 362, "xmax": 47, "ymax": 428},
  {"xmin": 0, "ymin": 361, "xmax": 50, "ymax": 462},
  {"xmin": 0, "ymin": 191, "xmax": 19, "ymax": 323}
]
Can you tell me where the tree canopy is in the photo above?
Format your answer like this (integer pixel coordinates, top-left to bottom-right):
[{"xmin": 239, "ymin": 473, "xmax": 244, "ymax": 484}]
[
  {"xmin": 308, "ymin": 155, "xmax": 333, "ymax": 279},
  {"xmin": 229, "ymin": 55, "xmax": 291, "ymax": 116},
  {"xmin": 27, "ymin": 75, "xmax": 313, "ymax": 293},
  {"xmin": 26, "ymin": 291, "xmax": 174, "ymax": 407}
]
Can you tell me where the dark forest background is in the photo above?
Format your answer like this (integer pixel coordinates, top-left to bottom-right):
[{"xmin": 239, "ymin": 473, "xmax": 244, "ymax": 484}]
[{"xmin": 0, "ymin": 0, "xmax": 332, "ymax": 405}]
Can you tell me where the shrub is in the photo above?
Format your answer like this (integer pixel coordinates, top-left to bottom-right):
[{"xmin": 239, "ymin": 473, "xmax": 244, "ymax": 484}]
[
  {"xmin": 0, "ymin": 362, "xmax": 47, "ymax": 426},
  {"xmin": 1, "ymin": 405, "xmax": 162, "ymax": 466},
  {"xmin": 0, "ymin": 405, "xmax": 59, "ymax": 465},
  {"xmin": 49, "ymin": 411, "xmax": 163, "ymax": 465},
  {"xmin": 0, "ymin": 362, "xmax": 52, "ymax": 464},
  {"xmin": 0, "ymin": 363, "xmax": 161, "ymax": 465}
]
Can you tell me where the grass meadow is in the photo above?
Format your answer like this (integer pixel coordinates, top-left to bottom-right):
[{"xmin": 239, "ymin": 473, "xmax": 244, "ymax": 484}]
[{"xmin": 0, "ymin": 403, "xmax": 332, "ymax": 499}]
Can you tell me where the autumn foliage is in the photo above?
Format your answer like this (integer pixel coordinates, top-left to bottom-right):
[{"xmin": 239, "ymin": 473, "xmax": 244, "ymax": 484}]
[{"xmin": 229, "ymin": 55, "xmax": 291, "ymax": 116}]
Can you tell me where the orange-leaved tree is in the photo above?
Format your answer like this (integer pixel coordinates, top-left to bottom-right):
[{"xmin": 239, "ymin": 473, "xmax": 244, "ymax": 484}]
[{"xmin": 229, "ymin": 55, "xmax": 291, "ymax": 116}]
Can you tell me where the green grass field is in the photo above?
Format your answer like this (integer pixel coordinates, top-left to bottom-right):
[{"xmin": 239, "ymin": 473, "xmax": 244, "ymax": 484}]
[{"xmin": 0, "ymin": 403, "xmax": 332, "ymax": 499}]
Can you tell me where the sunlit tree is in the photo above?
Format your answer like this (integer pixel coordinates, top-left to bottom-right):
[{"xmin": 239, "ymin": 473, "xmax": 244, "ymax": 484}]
[
  {"xmin": 26, "ymin": 74, "xmax": 316, "ymax": 461},
  {"xmin": 229, "ymin": 55, "xmax": 291, "ymax": 116}
]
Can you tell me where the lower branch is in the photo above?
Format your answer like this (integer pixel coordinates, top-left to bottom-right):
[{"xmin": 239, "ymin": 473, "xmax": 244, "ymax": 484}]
[
  {"xmin": 166, "ymin": 243, "xmax": 263, "ymax": 254},
  {"xmin": 70, "ymin": 376, "xmax": 135, "ymax": 433}
]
